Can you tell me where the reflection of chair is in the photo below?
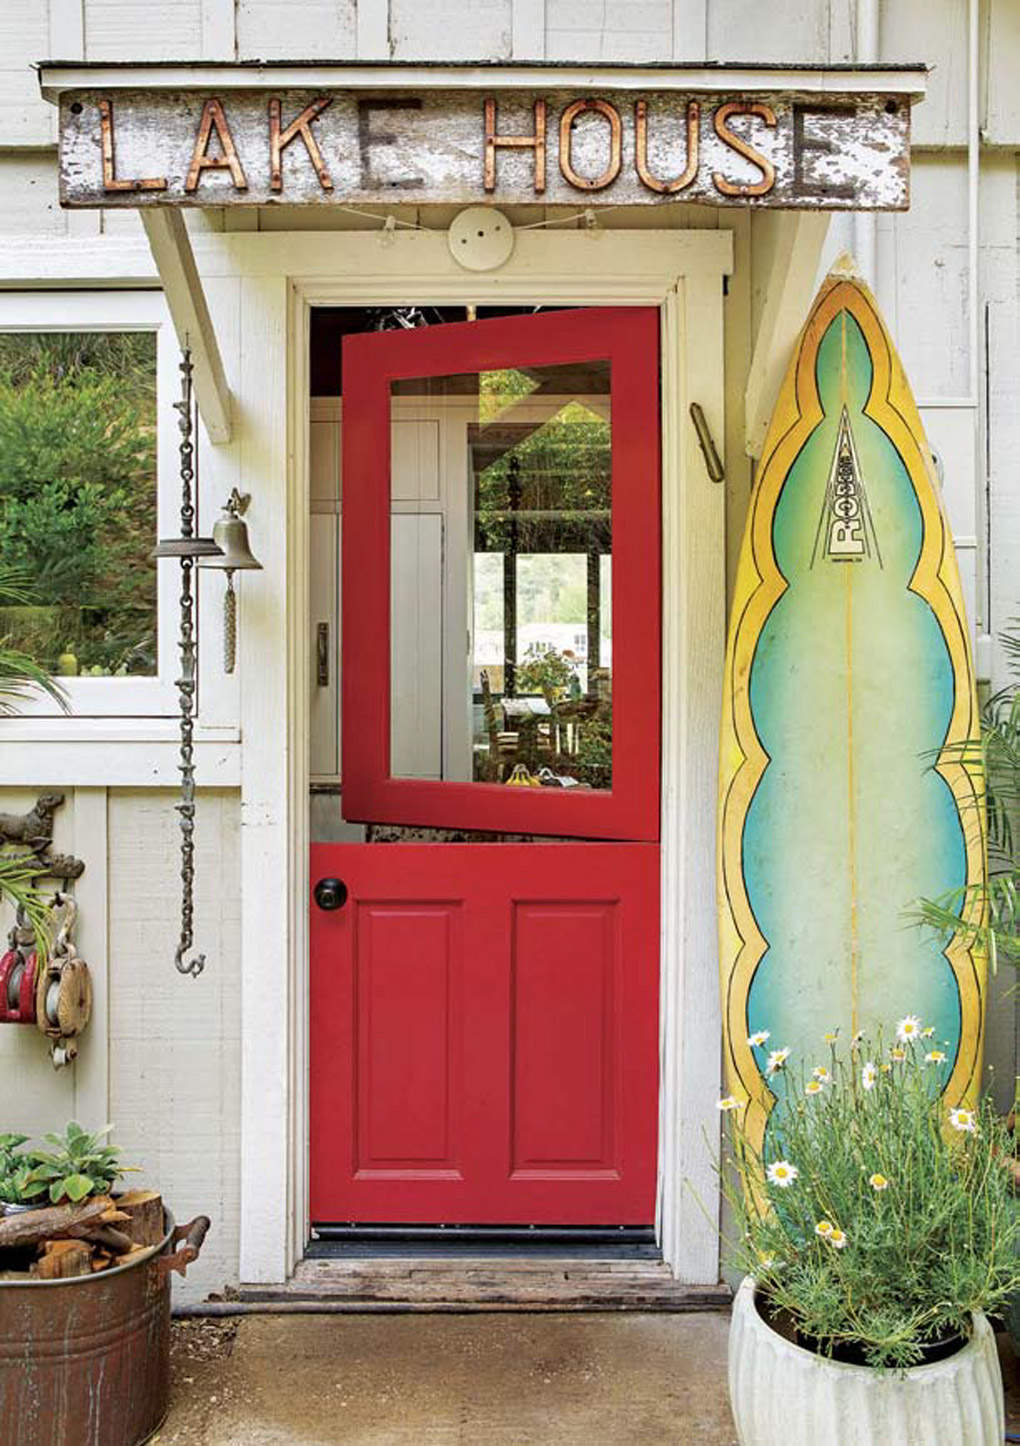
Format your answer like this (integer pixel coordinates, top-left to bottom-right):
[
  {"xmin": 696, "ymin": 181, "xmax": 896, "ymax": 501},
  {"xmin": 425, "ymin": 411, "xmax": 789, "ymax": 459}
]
[{"xmin": 479, "ymin": 671, "xmax": 518, "ymax": 780}]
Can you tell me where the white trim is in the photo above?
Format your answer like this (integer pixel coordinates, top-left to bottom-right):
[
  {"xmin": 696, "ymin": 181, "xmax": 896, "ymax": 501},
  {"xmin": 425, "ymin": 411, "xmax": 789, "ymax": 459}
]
[
  {"xmin": 0, "ymin": 289, "xmax": 180, "ymax": 717},
  {"xmin": 238, "ymin": 227, "xmax": 731, "ymax": 1286},
  {"xmin": 39, "ymin": 62, "xmax": 928, "ymax": 101},
  {"xmin": 658, "ymin": 280, "xmax": 726, "ymax": 1282},
  {"xmin": 71, "ymin": 788, "xmax": 109, "ymax": 1126},
  {"xmin": 0, "ymin": 739, "xmax": 240, "ymax": 787}
]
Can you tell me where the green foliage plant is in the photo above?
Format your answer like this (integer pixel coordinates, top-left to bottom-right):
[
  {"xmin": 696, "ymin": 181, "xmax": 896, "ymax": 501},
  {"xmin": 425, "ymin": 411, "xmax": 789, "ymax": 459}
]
[
  {"xmin": 719, "ymin": 1022, "xmax": 1020, "ymax": 1369},
  {"xmin": 27, "ymin": 1122, "xmax": 130, "ymax": 1205},
  {"xmin": 516, "ymin": 645, "xmax": 578, "ymax": 703},
  {"xmin": 0, "ymin": 1133, "xmax": 48, "ymax": 1206},
  {"xmin": 914, "ymin": 621, "xmax": 1019, "ymax": 970}
]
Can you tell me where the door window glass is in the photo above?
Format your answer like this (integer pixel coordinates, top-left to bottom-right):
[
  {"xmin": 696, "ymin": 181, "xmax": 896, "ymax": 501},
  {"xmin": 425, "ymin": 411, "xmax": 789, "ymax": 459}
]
[{"xmin": 389, "ymin": 360, "xmax": 612, "ymax": 790}]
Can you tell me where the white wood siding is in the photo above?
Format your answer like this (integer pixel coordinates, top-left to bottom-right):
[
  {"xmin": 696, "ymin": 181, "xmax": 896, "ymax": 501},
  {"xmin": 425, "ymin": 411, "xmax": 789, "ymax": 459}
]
[{"xmin": 237, "ymin": 0, "xmax": 356, "ymax": 60}]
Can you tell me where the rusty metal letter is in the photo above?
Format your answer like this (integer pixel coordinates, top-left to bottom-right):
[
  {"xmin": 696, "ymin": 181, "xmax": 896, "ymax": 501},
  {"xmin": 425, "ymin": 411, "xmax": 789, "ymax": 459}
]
[
  {"xmin": 184, "ymin": 98, "xmax": 248, "ymax": 193},
  {"xmin": 712, "ymin": 102, "xmax": 777, "ymax": 198},
  {"xmin": 99, "ymin": 99, "xmax": 167, "ymax": 194},
  {"xmin": 484, "ymin": 98, "xmax": 547, "ymax": 194},
  {"xmin": 269, "ymin": 96, "xmax": 333, "ymax": 192},
  {"xmin": 559, "ymin": 99, "xmax": 623, "ymax": 191},
  {"xmin": 634, "ymin": 99, "xmax": 699, "ymax": 195}
]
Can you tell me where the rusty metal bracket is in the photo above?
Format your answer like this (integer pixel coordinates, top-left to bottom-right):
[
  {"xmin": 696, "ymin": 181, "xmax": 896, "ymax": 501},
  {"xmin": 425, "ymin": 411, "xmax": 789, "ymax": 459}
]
[{"xmin": 0, "ymin": 792, "xmax": 84, "ymax": 882}]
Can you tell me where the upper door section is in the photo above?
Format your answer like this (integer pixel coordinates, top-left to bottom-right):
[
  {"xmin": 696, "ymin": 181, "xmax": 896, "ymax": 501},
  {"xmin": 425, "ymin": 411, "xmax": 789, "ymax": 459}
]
[{"xmin": 341, "ymin": 306, "xmax": 660, "ymax": 841}]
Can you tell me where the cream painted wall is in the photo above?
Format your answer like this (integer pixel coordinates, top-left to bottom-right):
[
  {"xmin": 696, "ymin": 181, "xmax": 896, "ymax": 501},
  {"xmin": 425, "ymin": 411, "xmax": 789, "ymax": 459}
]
[
  {"xmin": 0, "ymin": 0, "xmax": 1017, "ymax": 1286},
  {"xmin": 0, "ymin": 788, "xmax": 241, "ymax": 1303}
]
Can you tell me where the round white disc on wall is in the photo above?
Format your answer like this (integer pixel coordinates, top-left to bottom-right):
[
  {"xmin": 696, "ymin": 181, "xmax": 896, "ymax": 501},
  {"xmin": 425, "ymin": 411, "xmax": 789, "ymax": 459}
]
[{"xmin": 448, "ymin": 206, "xmax": 515, "ymax": 272}]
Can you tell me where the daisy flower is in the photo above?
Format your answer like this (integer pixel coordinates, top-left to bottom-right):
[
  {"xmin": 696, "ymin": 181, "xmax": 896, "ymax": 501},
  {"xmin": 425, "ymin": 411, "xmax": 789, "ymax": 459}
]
[
  {"xmin": 827, "ymin": 1228, "xmax": 848, "ymax": 1249},
  {"xmin": 823, "ymin": 1031, "xmax": 839, "ymax": 1044},
  {"xmin": 717, "ymin": 1095, "xmax": 743, "ymax": 1112},
  {"xmin": 766, "ymin": 1160, "xmax": 798, "ymax": 1189},
  {"xmin": 747, "ymin": 1030, "xmax": 770, "ymax": 1048},
  {"xmin": 812, "ymin": 1066, "xmax": 831, "ymax": 1084},
  {"xmin": 861, "ymin": 1060, "xmax": 878, "ymax": 1090},
  {"xmin": 815, "ymin": 1220, "xmax": 833, "ymax": 1239},
  {"xmin": 805, "ymin": 1080, "xmax": 824, "ymax": 1097},
  {"xmin": 868, "ymin": 1173, "xmax": 889, "ymax": 1191},
  {"xmin": 765, "ymin": 1047, "xmax": 791, "ymax": 1075},
  {"xmin": 921, "ymin": 1026, "xmax": 935, "ymax": 1039},
  {"xmin": 949, "ymin": 1107, "xmax": 977, "ymax": 1134},
  {"xmin": 889, "ymin": 1046, "xmax": 906, "ymax": 1063},
  {"xmin": 925, "ymin": 1050, "xmax": 947, "ymax": 1065},
  {"xmin": 896, "ymin": 1015, "xmax": 922, "ymax": 1043}
]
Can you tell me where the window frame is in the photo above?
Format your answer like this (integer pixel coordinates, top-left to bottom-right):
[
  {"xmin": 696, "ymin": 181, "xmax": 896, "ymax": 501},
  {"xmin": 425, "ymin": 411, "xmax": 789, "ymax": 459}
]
[{"xmin": 0, "ymin": 289, "xmax": 180, "ymax": 717}]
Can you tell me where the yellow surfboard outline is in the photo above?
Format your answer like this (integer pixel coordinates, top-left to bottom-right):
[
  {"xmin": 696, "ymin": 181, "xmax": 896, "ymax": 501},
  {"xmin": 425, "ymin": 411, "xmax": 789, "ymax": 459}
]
[{"xmin": 717, "ymin": 269, "xmax": 988, "ymax": 1162}]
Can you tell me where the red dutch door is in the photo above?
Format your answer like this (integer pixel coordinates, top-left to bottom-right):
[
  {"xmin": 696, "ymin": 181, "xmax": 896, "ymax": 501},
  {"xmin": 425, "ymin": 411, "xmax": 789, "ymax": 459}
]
[{"xmin": 311, "ymin": 307, "xmax": 661, "ymax": 1225}]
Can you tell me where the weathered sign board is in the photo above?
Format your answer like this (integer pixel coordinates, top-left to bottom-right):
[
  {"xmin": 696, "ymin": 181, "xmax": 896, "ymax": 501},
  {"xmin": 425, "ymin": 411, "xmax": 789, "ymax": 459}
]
[{"xmin": 58, "ymin": 88, "xmax": 911, "ymax": 210}]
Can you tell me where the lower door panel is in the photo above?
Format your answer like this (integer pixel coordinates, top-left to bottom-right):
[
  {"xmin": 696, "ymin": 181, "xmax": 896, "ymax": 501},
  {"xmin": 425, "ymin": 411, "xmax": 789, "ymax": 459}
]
[{"xmin": 310, "ymin": 843, "xmax": 660, "ymax": 1225}]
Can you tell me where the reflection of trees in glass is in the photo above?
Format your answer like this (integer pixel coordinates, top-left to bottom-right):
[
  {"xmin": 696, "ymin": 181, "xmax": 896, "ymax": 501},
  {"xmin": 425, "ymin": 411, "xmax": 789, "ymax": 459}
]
[{"xmin": 0, "ymin": 333, "xmax": 158, "ymax": 676}]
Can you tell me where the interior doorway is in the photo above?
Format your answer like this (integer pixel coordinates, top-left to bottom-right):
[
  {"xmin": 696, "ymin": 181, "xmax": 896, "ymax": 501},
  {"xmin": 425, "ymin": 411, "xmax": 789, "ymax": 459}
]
[{"xmin": 307, "ymin": 304, "xmax": 662, "ymax": 1229}]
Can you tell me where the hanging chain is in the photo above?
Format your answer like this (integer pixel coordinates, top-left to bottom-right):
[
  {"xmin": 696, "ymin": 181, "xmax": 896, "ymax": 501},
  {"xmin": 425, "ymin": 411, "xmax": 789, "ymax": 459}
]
[{"xmin": 173, "ymin": 350, "xmax": 205, "ymax": 979}]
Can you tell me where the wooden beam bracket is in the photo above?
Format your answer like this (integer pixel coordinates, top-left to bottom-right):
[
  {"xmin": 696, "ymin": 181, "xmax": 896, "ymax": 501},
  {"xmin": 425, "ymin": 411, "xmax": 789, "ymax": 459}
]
[{"xmin": 140, "ymin": 209, "xmax": 233, "ymax": 445}]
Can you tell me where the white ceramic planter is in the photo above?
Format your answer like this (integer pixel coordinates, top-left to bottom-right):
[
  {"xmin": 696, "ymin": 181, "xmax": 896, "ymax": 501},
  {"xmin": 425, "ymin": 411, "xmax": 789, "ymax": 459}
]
[{"xmin": 728, "ymin": 1276, "xmax": 1004, "ymax": 1446}]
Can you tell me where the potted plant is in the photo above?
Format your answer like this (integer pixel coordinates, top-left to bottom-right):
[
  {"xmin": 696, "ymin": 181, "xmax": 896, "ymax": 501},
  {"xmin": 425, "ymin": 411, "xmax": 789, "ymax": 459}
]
[
  {"xmin": 719, "ymin": 1023, "xmax": 1020, "ymax": 1445},
  {"xmin": 0, "ymin": 1133, "xmax": 47, "ymax": 1214}
]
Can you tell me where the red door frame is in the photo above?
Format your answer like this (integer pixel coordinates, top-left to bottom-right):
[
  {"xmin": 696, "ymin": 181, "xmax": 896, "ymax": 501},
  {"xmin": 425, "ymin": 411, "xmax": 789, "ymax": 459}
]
[{"xmin": 341, "ymin": 306, "xmax": 661, "ymax": 841}]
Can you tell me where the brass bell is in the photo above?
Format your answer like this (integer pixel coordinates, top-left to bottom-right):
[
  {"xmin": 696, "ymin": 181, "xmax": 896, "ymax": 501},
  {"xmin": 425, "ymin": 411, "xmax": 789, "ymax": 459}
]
[{"xmin": 199, "ymin": 490, "xmax": 262, "ymax": 673}]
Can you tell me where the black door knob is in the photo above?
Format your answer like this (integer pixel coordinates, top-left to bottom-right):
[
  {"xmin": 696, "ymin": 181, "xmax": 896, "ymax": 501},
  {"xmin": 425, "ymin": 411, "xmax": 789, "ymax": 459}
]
[{"xmin": 314, "ymin": 877, "xmax": 348, "ymax": 911}]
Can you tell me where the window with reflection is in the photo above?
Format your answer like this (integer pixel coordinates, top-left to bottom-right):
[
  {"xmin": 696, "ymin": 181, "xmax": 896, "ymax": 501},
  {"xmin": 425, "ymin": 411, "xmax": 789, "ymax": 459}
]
[{"xmin": 390, "ymin": 359, "xmax": 613, "ymax": 791}]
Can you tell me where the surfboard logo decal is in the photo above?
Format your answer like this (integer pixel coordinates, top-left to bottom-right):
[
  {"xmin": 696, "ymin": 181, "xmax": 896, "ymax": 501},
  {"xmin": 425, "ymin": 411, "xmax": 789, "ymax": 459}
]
[
  {"xmin": 717, "ymin": 264, "xmax": 987, "ymax": 1173},
  {"xmin": 811, "ymin": 406, "xmax": 882, "ymax": 567}
]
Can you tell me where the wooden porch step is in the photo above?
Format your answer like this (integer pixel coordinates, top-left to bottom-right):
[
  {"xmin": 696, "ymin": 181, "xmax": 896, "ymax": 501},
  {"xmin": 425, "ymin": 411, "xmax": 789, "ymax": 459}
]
[{"xmin": 240, "ymin": 1258, "xmax": 732, "ymax": 1312}]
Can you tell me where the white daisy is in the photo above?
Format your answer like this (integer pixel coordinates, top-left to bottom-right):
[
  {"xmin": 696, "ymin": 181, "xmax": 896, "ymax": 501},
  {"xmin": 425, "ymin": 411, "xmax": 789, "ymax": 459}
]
[
  {"xmin": 868, "ymin": 1173, "xmax": 889, "ymax": 1191},
  {"xmin": 747, "ymin": 1030, "xmax": 770, "ymax": 1048},
  {"xmin": 766, "ymin": 1160, "xmax": 798, "ymax": 1189},
  {"xmin": 925, "ymin": 1050, "xmax": 947, "ymax": 1065},
  {"xmin": 815, "ymin": 1220, "xmax": 833, "ymax": 1238},
  {"xmin": 889, "ymin": 1046, "xmax": 906, "ymax": 1063},
  {"xmin": 823, "ymin": 1031, "xmax": 839, "ymax": 1044},
  {"xmin": 827, "ymin": 1228, "xmax": 848, "ymax": 1249},
  {"xmin": 805, "ymin": 1080, "xmax": 824, "ymax": 1097},
  {"xmin": 861, "ymin": 1060, "xmax": 878, "ymax": 1091},
  {"xmin": 948, "ymin": 1107, "xmax": 977, "ymax": 1134},
  {"xmin": 765, "ymin": 1047, "xmax": 791, "ymax": 1075},
  {"xmin": 717, "ymin": 1095, "xmax": 743, "ymax": 1112},
  {"xmin": 921, "ymin": 1026, "xmax": 935, "ymax": 1039},
  {"xmin": 812, "ymin": 1066, "xmax": 832, "ymax": 1084},
  {"xmin": 896, "ymin": 1015, "xmax": 922, "ymax": 1043}
]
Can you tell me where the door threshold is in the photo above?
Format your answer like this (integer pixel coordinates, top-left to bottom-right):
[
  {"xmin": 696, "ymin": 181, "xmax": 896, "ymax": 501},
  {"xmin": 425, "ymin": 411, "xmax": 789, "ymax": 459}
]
[
  {"xmin": 240, "ymin": 1254, "xmax": 731, "ymax": 1312},
  {"xmin": 310, "ymin": 1223, "xmax": 656, "ymax": 1257}
]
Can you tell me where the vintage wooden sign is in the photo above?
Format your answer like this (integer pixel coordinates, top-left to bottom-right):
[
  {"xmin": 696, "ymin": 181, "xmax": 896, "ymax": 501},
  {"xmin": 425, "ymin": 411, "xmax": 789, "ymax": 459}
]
[{"xmin": 58, "ymin": 88, "xmax": 911, "ymax": 210}]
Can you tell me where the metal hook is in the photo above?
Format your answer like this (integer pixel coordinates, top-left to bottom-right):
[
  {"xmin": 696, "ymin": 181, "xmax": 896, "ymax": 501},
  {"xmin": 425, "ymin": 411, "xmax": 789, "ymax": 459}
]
[{"xmin": 175, "ymin": 945, "xmax": 206, "ymax": 978}]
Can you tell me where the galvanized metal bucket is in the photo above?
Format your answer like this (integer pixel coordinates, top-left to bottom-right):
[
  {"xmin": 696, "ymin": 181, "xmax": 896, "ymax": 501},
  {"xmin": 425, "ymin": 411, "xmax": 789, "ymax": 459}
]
[{"xmin": 0, "ymin": 1210, "xmax": 210, "ymax": 1446}]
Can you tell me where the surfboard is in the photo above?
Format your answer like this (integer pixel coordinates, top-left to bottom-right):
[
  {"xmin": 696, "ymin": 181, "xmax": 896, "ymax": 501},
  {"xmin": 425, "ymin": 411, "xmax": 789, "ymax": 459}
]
[{"xmin": 717, "ymin": 257, "xmax": 987, "ymax": 1160}]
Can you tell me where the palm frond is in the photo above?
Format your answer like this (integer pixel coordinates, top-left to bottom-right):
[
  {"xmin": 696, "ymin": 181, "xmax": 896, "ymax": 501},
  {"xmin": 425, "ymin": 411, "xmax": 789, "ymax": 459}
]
[{"xmin": 0, "ymin": 854, "xmax": 53, "ymax": 959}]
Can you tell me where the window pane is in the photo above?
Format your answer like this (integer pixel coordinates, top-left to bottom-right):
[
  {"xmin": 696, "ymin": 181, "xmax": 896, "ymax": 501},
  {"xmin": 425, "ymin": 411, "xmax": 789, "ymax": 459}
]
[
  {"xmin": 0, "ymin": 331, "xmax": 158, "ymax": 677},
  {"xmin": 389, "ymin": 359, "xmax": 613, "ymax": 791}
]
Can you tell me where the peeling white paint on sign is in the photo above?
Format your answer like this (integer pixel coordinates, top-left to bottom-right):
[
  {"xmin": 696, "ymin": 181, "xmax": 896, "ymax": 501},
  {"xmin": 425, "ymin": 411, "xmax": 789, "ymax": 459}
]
[{"xmin": 58, "ymin": 88, "xmax": 911, "ymax": 209}]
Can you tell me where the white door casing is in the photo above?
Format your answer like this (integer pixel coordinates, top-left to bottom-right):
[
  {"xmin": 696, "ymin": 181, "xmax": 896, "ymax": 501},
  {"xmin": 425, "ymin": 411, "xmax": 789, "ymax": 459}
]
[{"xmin": 265, "ymin": 226, "xmax": 731, "ymax": 1284}]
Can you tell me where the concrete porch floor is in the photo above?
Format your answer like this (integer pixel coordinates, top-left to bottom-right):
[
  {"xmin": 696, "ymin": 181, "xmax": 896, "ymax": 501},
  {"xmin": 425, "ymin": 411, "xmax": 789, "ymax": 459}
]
[{"xmin": 153, "ymin": 1311, "xmax": 738, "ymax": 1444}]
